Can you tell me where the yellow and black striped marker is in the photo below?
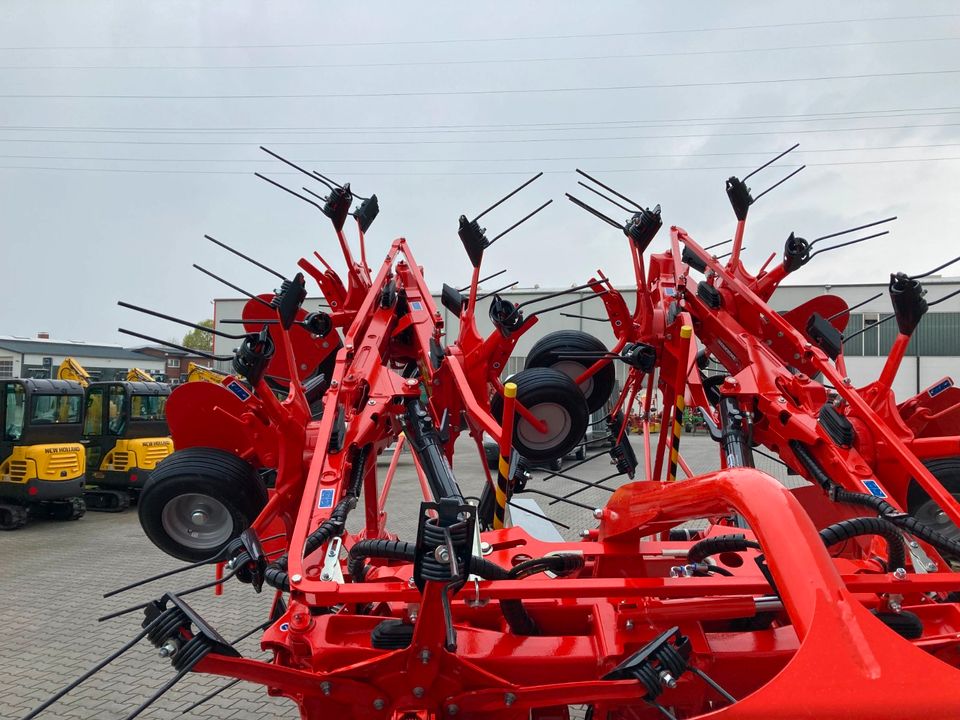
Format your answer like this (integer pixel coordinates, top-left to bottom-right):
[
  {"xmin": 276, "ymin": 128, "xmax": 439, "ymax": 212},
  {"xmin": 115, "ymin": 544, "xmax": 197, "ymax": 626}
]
[
  {"xmin": 667, "ymin": 325, "xmax": 693, "ymax": 483},
  {"xmin": 493, "ymin": 382, "xmax": 518, "ymax": 530}
]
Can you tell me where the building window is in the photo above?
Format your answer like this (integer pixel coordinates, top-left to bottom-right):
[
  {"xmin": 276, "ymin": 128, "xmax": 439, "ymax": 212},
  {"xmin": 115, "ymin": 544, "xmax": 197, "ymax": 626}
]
[
  {"xmin": 0, "ymin": 359, "xmax": 12, "ymax": 378},
  {"xmin": 861, "ymin": 312, "xmax": 881, "ymax": 357},
  {"xmin": 167, "ymin": 358, "xmax": 181, "ymax": 368}
]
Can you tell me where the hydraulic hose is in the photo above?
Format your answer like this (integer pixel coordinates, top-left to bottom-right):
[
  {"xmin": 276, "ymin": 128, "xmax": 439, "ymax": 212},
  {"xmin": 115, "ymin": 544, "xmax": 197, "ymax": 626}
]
[
  {"xmin": 265, "ymin": 445, "xmax": 371, "ymax": 592},
  {"xmin": 790, "ymin": 439, "xmax": 960, "ymax": 562},
  {"xmin": 687, "ymin": 533, "xmax": 760, "ymax": 564},
  {"xmin": 818, "ymin": 516, "xmax": 906, "ymax": 570},
  {"xmin": 348, "ymin": 540, "xmax": 544, "ymax": 635}
]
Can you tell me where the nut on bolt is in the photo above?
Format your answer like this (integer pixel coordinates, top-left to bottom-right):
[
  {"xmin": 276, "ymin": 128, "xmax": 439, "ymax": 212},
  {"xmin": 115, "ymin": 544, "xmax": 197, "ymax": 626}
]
[
  {"xmin": 373, "ymin": 698, "xmax": 386, "ymax": 710},
  {"xmin": 593, "ymin": 508, "xmax": 604, "ymax": 520},
  {"xmin": 893, "ymin": 567, "xmax": 907, "ymax": 580},
  {"xmin": 504, "ymin": 692, "xmax": 516, "ymax": 707},
  {"xmin": 320, "ymin": 681, "xmax": 332, "ymax": 696},
  {"xmin": 158, "ymin": 640, "xmax": 178, "ymax": 658}
]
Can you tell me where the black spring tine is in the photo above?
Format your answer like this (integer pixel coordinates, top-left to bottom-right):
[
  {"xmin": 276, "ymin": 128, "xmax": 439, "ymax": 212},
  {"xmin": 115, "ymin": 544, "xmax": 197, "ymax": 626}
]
[
  {"xmin": 19, "ymin": 617, "xmax": 163, "ymax": 720},
  {"xmin": 121, "ymin": 667, "xmax": 192, "ymax": 720},
  {"xmin": 928, "ymin": 286, "xmax": 960, "ymax": 308},
  {"xmin": 565, "ymin": 193, "xmax": 624, "ymax": 230},
  {"xmin": 742, "ymin": 143, "xmax": 800, "ymax": 182},
  {"xmin": 516, "ymin": 486, "xmax": 596, "ymax": 511},
  {"xmin": 911, "ymin": 252, "xmax": 960, "ymax": 280},
  {"xmin": 259, "ymin": 146, "xmax": 335, "ymax": 190},
  {"xmin": 459, "ymin": 269, "xmax": 506, "ymax": 293},
  {"xmin": 752, "ymin": 448, "xmax": 790, "ymax": 468},
  {"xmin": 473, "ymin": 172, "xmax": 543, "ymax": 222},
  {"xmin": 751, "ymin": 165, "xmax": 805, "ymax": 204},
  {"xmin": 811, "ymin": 215, "xmax": 897, "ymax": 245},
  {"xmin": 560, "ymin": 312, "xmax": 608, "ymax": 322},
  {"xmin": 825, "ymin": 293, "xmax": 884, "ymax": 322},
  {"xmin": 98, "ymin": 567, "xmax": 240, "ymax": 622},
  {"xmin": 529, "ymin": 291, "xmax": 608, "ymax": 318},
  {"xmin": 193, "ymin": 264, "xmax": 275, "ymax": 308},
  {"xmin": 507, "ymin": 500, "xmax": 571, "ymax": 530},
  {"xmin": 517, "ymin": 280, "xmax": 605, "ymax": 309},
  {"xmin": 487, "ymin": 199, "xmax": 553, "ymax": 246},
  {"xmin": 117, "ymin": 329, "xmax": 233, "ymax": 362},
  {"xmin": 180, "ymin": 678, "xmax": 242, "ymax": 715},
  {"xmin": 842, "ymin": 313, "xmax": 896, "ymax": 342},
  {"xmin": 577, "ymin": 181, "xmax": 635, "ymax": 213},
  {"xmin": 477, "ymin": 281, "xmax": 520, "ymax": 301},
  {"xmin": 689, "ymin": 667, "xmax": 737, "ymax": 704},
  {"xmin": 703, "ymin": 238, "xmax": 733, "ymax": 251},
  {"xmin": 539, "ymin": 449, "xmax": 610, "ymax": 482},
  {"xmin": 255, "ymin": 172, "xmax": 324, "ymax": 211},
  {"xmin": 117, "ymin": 301, "xmax": 248, "ymax": 340},
  {"xmin": 809, "ymin": 230, "xmax": 889, "ymax": 259},
  {"xmin": 205, "ymin": 234, "xmax": 286, "ymax": 281},
  {"xmin": 549, "ymin": 471, "xmax": 622, "ymax": 505},
  {"xmin": 575, "ymin": 168, "xmax": 643, "ymax": 210}
]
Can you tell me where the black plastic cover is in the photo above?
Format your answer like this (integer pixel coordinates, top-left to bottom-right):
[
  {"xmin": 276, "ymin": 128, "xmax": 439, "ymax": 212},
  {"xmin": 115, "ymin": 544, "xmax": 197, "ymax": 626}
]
[
  {"xmin": 805, "ymin": 312, "xmax": 843, "ymax": 360},
  {"xmin": 621, "ymin": 342, "xmax": 657, "ymax": 372},
  {"xmin": 681, "ymin": 246, "xmax": 708, "ymax": 273},
  {"xmin": 782, "ymin": 232, "xmax": 811, "ymax": 273},
  {"xmin": 697, "ymin": 281, "xmax": 722, "ymax": 309},
  {"xmin": 323, "ymin": 184, "xmax": 354, "ymax": 232},
  {"xmin": 819, "ymin": 404, "xmax": 855, "ymax": 448},
  {"xmin": 274, "ymin": 272, "xmax": 307, "ymax": 330},
  {"xmin": 623, "ymin": 204, "xmax": 662, "ymax": 253},
  {"xmin": 441, "ymin": 283, "xmax": 466, "ymax": 317},
  {"xmin": 725, "ymin": 177, "xmax": 753, "ymax": 220},
  {"xmin": 458, "ymin": 215, "xmax": 490, "ymax": 268},
  {"xmin": 302, "ymin": 311, "xmax": 333, "ymax": 338},
  {"xmin": 889, "ymin": 272, "xmax": 928, "ymax": 335},
  {"xmin": 354, "ymin": 194, "xmax": 379, "ymax": 233}
]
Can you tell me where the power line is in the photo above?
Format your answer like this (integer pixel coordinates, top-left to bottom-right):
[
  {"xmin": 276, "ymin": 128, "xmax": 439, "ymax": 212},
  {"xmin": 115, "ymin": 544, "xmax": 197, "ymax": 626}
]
[
  {"xmin": 2, "ymin": 108, "xmax": 959, "ymax": 136},
  {"xmin": 2, "ymin": 143, "xmax": 956, "ymax": 165},
  {"xmin": 0, "ymin": 13, "xmax": 955, "ymax": 50},
  {"xmin": 0, "ymin": 121, "xmax": 957, "ymax": 146},
  {"xmin": 1, "ymin": 35, "xmax": 956, "ymax": 70},
  {"xmin": 1, "ymin": 68, "xmax": 958, "ymax": 100},
  {"xmin": 0, "ymin": 157, "xmax": 957, "ymax": 176}
]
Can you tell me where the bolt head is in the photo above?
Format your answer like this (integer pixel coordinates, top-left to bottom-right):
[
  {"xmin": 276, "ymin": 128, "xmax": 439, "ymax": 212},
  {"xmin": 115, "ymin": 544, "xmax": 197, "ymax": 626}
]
[
  {"xmin": 320, "ymin": 681, "xmax": 332, "ymax": 696},
  {"xmin": 373, "ymin": 698, "xmax": 386, "ymax": 710},
  {"xmin": 504, "ymin": 692, "xmax": 516, "ymax": 707},
  {"xmin": 659, "ymin": 671, "xmax": 678, "ymax": 689},
  {"xmin": 447, "ymin": 704, "xmax": 459, "ymax": 715},
  {"xmin": 893, "ymin": 567, "xmax": 907, "ymax": 580},
  {"xmin": 593, "ymin": 508, "xmax": 604, "ymax": 520},
  {"xmin": 420, "ymin": 649, "xmax": 432, "ymax": 664},
  {"xmin": 579, "ymin": 529, "xmax": 591, "ymax": 538},
  {"xmin": 927, "ymin": 561, "xmax": 939, "ymax": 572},
  {"xmin": 625, "ymin": 619, "xmax": 634, "ymax": 630},
  {"xmin": 413, "ymin": 687, "xmax": 425, "ymax": 698},
  {"xmin": 480, "ymin": 541, "xmax": 492, "ymax": 555},
  {"xmin": 291, "ymin": 574, "xmax": 302, "ymax": 583},
  {"xmin": 320, "ymin": 571, "xmax": 331, "ymax": 581}
]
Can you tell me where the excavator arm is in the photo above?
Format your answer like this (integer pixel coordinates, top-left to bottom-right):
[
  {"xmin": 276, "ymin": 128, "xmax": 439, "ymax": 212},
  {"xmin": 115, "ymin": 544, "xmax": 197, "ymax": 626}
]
[
  {"xmin": 57, "ymin": 357, "xmax": 91, "ymax": 387},
  {"xmin": 185, "ymin": 361, "xmax": 228, "ymax": 384}
]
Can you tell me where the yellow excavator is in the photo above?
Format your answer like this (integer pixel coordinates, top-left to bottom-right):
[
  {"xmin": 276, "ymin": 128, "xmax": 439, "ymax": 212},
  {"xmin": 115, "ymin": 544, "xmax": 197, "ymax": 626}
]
[
  {"xmin": 0, "ymin": 377, "xmax": 87, "ymax": 529},
  {"xmin": 59, "ymin": 358, "xmax": 174, "ymax": 511},
  {"xmin": 185, "ymin": 361, "xmax": 228, "ymax": 384}
]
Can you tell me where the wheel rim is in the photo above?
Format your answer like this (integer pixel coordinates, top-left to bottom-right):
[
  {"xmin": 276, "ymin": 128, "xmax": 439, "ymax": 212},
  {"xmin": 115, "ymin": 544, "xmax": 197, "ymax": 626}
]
[
  {"xmin": 160, "ymin": 493, "xmax": 234, "ymax": 551},
  {"xmin": 552, "ymin": 360, "xmax": 594, "ymax": 398},
  {"xmin": 517, "ymin": 401, "xmax": 573, "ymax": 453},
  {"xmin": 912, "ymin": 495, "xmax": 960, "ymax": 545}
]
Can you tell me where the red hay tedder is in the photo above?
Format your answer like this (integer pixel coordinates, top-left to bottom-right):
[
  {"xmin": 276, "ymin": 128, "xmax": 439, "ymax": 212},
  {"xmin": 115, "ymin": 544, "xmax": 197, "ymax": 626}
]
[{"xmin": 25, "ymin": 146, "xmax": 960, "ymax": 719}]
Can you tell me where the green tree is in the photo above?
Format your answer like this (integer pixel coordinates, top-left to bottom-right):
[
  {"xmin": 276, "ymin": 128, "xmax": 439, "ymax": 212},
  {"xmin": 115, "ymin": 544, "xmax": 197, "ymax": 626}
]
[{"xmin": 182, "ymin": 320, "xmax": 214, "ymax": 352}]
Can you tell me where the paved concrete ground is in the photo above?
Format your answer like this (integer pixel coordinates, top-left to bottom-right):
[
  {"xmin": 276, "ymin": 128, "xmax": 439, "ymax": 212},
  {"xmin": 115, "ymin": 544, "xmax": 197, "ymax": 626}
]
[{"xmin": 1, "ymin": 434, "xmax": 789, "ymax": 720}]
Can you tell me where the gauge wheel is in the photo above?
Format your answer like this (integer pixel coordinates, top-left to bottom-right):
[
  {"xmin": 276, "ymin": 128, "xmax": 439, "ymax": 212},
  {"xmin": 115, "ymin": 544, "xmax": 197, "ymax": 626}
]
[
  {"xmin": 492, "ymin": 367, "xmax": 589, "ymax": 463},
  {"xmin": 138, "ymin": 447, "xmax": 267, "ymax": 562},
  {"xmin": 524, "ymin": 330, "xmax": 616, "ymax": 414}
]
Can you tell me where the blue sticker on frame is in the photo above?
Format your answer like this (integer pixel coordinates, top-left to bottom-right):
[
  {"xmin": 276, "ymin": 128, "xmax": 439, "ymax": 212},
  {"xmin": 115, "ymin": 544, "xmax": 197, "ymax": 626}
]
[
  {"xmin": 862, "ymin": 480, "xmax": 887, "ymax": 498},
  {"xmin": 318, "ymin": 488, "xmax": 335, "ymax": 508},
  {"xmin": 226, "ymin": 380, "xmax": 251, "ymax": 401}
]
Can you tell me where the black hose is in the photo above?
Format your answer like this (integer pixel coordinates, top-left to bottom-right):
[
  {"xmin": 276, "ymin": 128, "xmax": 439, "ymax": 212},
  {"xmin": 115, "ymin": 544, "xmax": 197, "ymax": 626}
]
[
  {"xmin": 790, "ymin": 440, "xmax": 960, "ymax": 562},
  {"xmin": 265, "ymin": 445, "xmax": 371, "ymax": 592},
  {"xmin": 818, "ymin": 516, "xmax": 906, "ymax": 570},
  {"xmin": 508, "ymin": 553, "xmax": 585, "ymax": 579},
  {"xmin": 831, "ymin": 486, "xmax": 960, "ymax": 560},
  {"xmin": 348, "ymin": 540, "xmax": 539, "ymax": 635},
  {"xmin": 687, "ymin": 534, "xmax": 760, "ymax": 564}
]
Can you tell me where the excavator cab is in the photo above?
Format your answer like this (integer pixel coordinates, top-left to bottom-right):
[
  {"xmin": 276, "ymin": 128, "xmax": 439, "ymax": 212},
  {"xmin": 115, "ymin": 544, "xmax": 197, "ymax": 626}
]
[
  {"xmin": 0, "ymin": 378, "xmax": 87, "ymax": 530},
  {"xmin": 82, "ymin": 380, "xmax": 173, "ymax": 510}
]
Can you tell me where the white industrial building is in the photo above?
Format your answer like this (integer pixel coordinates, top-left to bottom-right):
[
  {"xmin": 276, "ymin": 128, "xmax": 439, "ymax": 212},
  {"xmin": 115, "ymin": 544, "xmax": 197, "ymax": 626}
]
[
  {"xmin": 212, "ymin": 276, "xmax": 960, "ymax": 402},
  {"xmin": 0, "ymin": 335, "xmax": 165, "ymax": 380}
]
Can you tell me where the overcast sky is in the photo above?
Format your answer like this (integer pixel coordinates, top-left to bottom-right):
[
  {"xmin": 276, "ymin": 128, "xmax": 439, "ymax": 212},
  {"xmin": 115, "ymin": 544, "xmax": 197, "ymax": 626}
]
[{"xmin": 0, "ymin": 1, "xmax": 958, "ymax": 345}]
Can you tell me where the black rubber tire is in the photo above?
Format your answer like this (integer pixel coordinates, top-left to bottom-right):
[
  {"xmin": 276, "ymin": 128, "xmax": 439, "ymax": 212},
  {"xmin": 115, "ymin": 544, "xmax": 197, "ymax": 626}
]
[
  {"xmin": 491, "ymin": 368, "xmax": 589, "ymax": 463},
  {"xmin": 138, "ymin": 447, "xmax": 268, "ymax": 562},
  {"xmin": 907, "ymin": 457, "xmax": 960, "ymax": 555},
  {"xmin": 0, "ymin": 504, "xmax": 28, "ymax": 530},
  {"xmin": 524, "ymin": 331, "xmax": 616, "ymax": 414}
]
